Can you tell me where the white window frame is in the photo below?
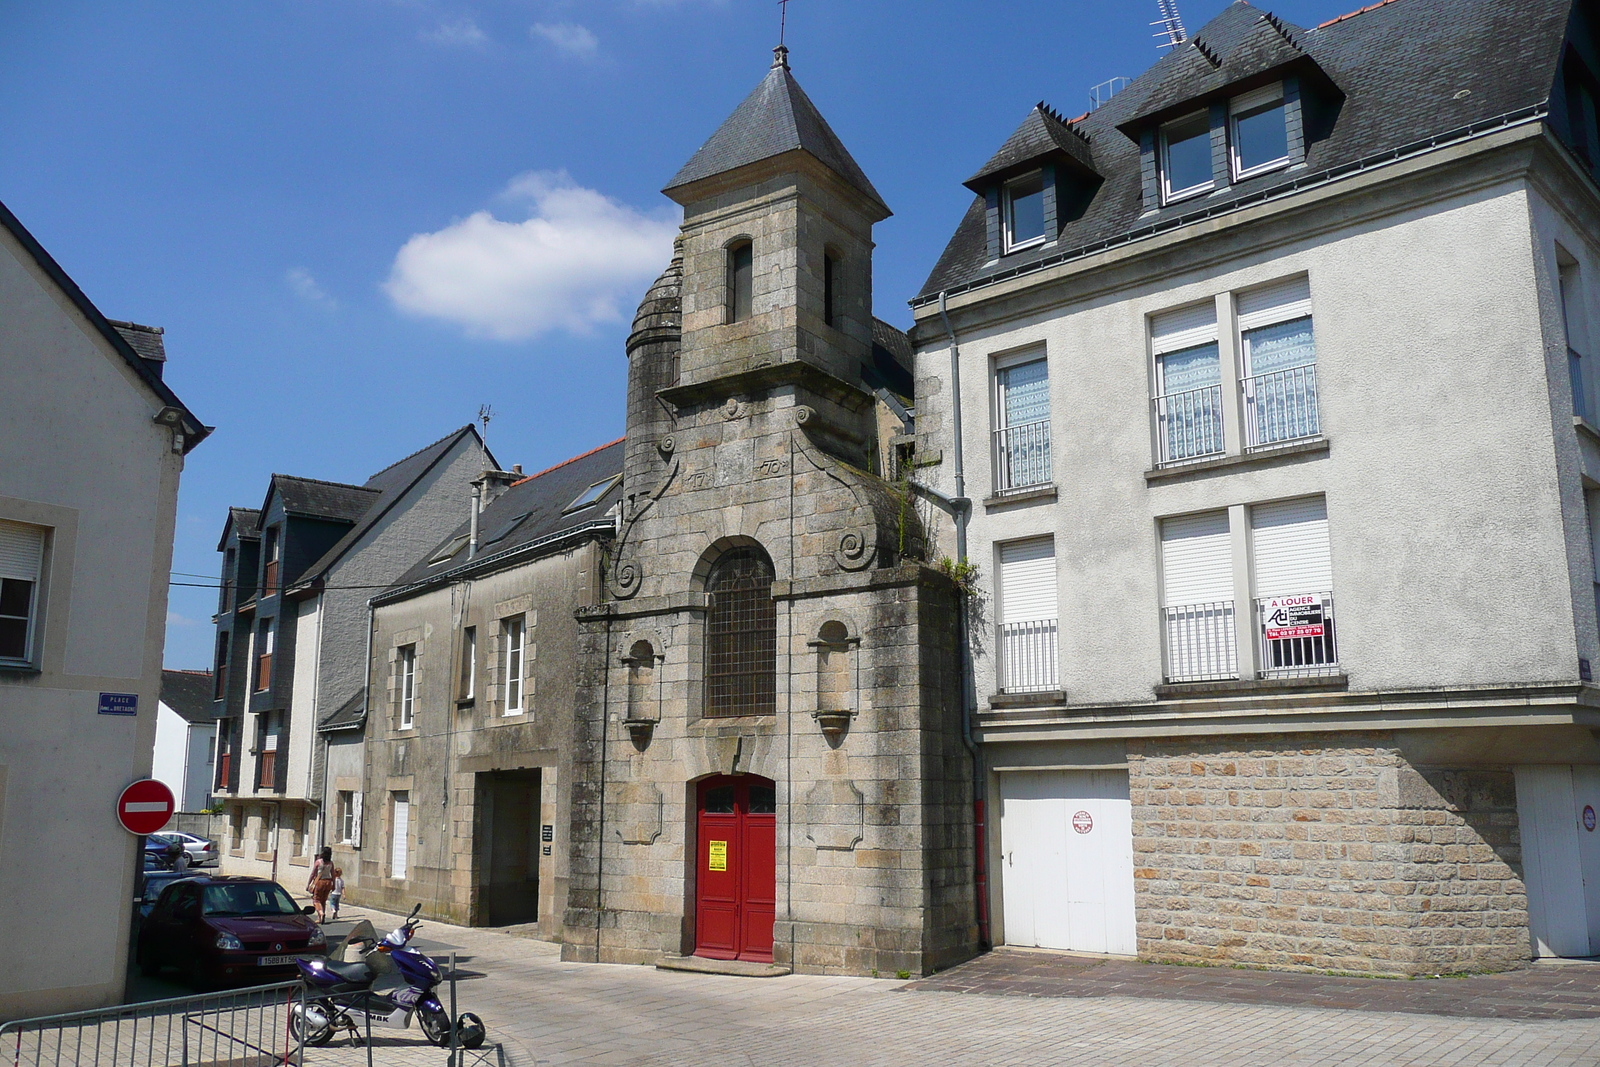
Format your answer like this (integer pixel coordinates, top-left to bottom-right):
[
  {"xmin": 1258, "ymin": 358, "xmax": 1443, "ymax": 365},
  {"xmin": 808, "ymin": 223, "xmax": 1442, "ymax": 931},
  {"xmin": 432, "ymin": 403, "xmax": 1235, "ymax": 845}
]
[
  {"xmin": 0, "ymin": 519, "xmax": 46, "ymax": 669},
  {"xmin": 338, "ymin": 790, "xmax": 355, "ymax": 844},
  {"xmin": 1228, "ymin": 83, "xmax": 1292, "ymax": 182},
  {"xmin": 1002, "ymin": 170, "xmax": 1048, "ymax": 254},
  {"xmin": 502, "ymin": 616, "xmax": 525, "ymax": 716},
  {"xmin": 398, "ymin": 644, "xmax": 416, "ymax": 731},
  {"xmin": 1159, "ymin": 110, "xmax": 1215, "ymax": 204}
]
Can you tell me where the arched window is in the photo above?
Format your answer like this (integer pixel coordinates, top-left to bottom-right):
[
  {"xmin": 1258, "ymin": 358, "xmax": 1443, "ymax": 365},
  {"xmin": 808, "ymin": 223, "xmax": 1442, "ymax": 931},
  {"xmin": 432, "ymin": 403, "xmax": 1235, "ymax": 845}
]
[
  {"xmin": 727, "ymin": 240, "xmax": 754, "ymax": 324},
  {"xmin": 704, "ymin": 548, "xmax": 776, "ymax": 716}
]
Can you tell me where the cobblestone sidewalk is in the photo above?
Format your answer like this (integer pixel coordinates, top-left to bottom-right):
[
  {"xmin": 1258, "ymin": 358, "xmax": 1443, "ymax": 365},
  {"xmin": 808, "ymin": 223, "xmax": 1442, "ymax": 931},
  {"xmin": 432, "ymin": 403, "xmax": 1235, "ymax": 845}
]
[{"xmin": 316, "ymin": 905, "xmax": 1600, "ymax": 1067}]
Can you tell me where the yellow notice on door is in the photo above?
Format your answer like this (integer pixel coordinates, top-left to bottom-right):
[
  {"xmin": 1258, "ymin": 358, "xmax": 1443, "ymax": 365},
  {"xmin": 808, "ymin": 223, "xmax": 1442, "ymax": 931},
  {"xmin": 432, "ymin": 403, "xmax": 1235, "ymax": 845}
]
[{"xmin": 708, "ymin": 840, "xmax": 728, "ymax": 871}]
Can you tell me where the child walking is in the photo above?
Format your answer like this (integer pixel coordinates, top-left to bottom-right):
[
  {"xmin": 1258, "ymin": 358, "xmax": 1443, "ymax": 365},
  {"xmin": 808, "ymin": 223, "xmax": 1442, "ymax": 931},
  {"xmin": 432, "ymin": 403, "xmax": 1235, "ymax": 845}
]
[{"xmin": 328, "ymin": 868, "xmax": 345, "ymax": 921}]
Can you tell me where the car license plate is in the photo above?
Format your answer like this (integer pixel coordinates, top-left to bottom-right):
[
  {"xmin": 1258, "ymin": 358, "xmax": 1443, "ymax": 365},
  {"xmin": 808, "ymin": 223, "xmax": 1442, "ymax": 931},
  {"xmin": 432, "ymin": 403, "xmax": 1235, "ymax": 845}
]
[{"xmin": 258, "ymin": 955, "xmax": 297, "ymax": 966}]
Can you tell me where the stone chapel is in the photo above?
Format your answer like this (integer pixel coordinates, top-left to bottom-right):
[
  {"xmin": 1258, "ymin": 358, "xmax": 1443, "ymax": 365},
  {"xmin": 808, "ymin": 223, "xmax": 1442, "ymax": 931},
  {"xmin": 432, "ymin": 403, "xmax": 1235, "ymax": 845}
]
[{"xmin": 557, "ymin": 47, "xmax": 981, "ymax": 976}]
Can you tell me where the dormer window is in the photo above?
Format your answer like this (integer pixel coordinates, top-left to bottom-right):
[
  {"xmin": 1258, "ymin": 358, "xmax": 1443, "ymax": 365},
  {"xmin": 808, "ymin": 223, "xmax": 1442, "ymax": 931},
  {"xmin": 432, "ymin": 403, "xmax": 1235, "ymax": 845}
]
[
  {"xmin": 1160, "ymin": 111, "xmax": 1214, "ymax": 203},
  {"xmin": 1229, "ymin": 84, "xmax": 1291, "ymax": 180},
  {"xmin": 1003, "ymin": 172, "xmax": 1047, "ymax": 252}
]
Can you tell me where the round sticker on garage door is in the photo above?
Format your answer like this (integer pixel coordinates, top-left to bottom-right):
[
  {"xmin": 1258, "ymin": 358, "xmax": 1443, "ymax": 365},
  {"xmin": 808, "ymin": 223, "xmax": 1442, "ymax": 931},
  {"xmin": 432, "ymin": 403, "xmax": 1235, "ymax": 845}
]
[
  {"xmin": 1072, "ymin": 811, "xmax": 1093, "ymax": 834},
  {"xmin": 1585, "ymin": 805, "xmax": 1596, "ymax": 832}
]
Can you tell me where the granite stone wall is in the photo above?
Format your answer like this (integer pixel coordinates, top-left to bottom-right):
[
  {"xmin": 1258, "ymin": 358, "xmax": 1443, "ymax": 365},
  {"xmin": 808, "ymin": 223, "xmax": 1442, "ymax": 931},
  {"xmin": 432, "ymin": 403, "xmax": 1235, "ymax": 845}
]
[{"xmin": 1128, "ymin": 733, "xmax": 1529, "ymax": 975}]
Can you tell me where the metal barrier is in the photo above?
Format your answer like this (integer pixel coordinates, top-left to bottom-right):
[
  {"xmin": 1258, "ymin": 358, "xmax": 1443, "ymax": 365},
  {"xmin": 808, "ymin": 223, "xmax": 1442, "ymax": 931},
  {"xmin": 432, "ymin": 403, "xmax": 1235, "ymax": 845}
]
[
  {"xmin": 1163, "ymin": 600, "xmax": 1238, "ymax": 682},
  {"xmin": 1153, "ymin": 384, "xmax": 1224, "ymax": 466},
  {"xmin": 998, "ymin": 618, "xmax": 1060, "ymax": 693},
  {"xmin": 1, "ymin": 981, "xmax": 305, "ymax": 1067},
  {"xmin": 990, "ymin": 419, "xmax": 1052, "ymax": 494}
]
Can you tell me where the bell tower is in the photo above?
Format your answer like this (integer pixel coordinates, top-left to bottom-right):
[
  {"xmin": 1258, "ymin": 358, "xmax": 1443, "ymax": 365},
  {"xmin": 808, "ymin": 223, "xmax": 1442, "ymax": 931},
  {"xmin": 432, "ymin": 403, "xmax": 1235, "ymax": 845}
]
[{"xmin": 657, "ymin": 46, "xmax": 892, "ymax": 465}]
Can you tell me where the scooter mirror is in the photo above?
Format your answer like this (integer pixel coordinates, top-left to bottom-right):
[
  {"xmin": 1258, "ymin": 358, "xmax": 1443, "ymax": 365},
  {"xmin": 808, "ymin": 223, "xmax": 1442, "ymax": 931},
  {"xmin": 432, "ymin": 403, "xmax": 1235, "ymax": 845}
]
[{"xmin": 408, "ymin": 903, "xmax": 422, "ymax": 920}]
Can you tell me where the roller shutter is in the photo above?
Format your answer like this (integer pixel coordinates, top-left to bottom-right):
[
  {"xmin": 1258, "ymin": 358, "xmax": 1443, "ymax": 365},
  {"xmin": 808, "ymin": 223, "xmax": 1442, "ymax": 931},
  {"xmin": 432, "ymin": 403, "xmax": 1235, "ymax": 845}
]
[
  {"xmin": 0, "ymin": 521, "xmax": 43, "ymax": 581},
  {"xmin": 1159, "ymin": 512, "xmax": 1232, "ymax": 605},
  {"xmin": 1251, "ymin": 497, "xmax": 1332, "ymax": 597},
  {"xmin": 999, "ymin": 538, "xmax": 1057, "ymax": 622}
]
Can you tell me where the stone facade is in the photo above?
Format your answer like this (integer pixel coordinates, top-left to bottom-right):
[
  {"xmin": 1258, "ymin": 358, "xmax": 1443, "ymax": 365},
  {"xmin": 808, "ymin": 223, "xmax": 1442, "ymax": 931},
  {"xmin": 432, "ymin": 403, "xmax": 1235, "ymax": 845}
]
[
  {"xmin": 558, "ymin": 54, "xmax": 980, "ymax": 976},
  {"xmin": 1129, "ymin": 735, "xmax": 1527, "ymax": 975}
]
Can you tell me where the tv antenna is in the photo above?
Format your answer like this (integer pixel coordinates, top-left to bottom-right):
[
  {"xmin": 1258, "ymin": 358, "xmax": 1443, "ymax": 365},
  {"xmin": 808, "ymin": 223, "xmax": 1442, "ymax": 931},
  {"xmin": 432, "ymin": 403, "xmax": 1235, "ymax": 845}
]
[
  {"xmin": 1152, "ymin": 0, "xmax": 1188, "ymax": 50},
  {"xmin": 477, "ymin": 404, "xmax": 494, "ymax": 469}
]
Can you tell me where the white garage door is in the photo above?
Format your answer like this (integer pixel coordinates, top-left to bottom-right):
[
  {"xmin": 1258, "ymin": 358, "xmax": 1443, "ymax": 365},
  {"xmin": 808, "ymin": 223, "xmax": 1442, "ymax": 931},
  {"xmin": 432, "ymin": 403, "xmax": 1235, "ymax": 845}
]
[
  {"xmin": 999, "ymin": 769, "xmax": 1136, "ymax": 955},
  {"xmin": 1517, "ymin": 765, "xmax": 1600, "ymax": 957}
]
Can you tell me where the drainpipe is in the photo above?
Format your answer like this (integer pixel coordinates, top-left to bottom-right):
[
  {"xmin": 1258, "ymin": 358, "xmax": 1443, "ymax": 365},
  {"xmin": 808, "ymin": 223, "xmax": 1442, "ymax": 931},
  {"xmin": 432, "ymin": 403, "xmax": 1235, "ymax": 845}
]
[{"xmin": 938, "ymin": 291, "xmax": 989, "ymax": 950}]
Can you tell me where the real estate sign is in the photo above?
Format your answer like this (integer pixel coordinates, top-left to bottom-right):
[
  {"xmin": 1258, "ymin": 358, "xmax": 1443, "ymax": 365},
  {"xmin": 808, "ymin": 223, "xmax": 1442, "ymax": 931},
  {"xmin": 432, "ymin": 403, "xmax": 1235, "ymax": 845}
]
[{"xmin": 1262, "ymin": 594, "xmax": 1326, "ymax": 641}]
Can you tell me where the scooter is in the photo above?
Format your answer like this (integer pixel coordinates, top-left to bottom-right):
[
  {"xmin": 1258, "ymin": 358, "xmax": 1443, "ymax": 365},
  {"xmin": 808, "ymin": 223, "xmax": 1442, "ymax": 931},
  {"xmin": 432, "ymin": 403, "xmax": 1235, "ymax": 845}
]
[{"xmin": 291, "ymin": 904, "xmax": 486, "ymax": 1049}]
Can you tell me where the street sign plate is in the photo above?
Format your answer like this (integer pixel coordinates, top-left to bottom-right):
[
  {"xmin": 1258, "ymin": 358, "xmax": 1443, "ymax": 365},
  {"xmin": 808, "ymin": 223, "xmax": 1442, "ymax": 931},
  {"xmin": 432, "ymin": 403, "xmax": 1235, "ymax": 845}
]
[
  {"xmin": 117, "ymin": 779, "xmax": 175, "ymax": 835},
  {"xmin": 98, "ymin": 693, "xmax": 138, "ymax": 716}
]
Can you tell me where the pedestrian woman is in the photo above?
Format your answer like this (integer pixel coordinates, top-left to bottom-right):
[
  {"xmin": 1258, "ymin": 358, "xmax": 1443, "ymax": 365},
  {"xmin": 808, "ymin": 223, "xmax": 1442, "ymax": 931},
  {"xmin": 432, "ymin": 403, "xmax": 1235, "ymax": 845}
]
[{"xmin": 307, "ymin": 846, "xmax": 336, "ymax": 923}]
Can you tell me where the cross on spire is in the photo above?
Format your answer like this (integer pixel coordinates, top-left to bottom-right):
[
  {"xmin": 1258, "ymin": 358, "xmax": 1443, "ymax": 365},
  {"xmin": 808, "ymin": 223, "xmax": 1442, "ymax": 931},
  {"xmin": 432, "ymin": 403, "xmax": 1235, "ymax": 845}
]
[{"xmin": 779, "ymin": 0, "xmax": 790, "ymax": 47}]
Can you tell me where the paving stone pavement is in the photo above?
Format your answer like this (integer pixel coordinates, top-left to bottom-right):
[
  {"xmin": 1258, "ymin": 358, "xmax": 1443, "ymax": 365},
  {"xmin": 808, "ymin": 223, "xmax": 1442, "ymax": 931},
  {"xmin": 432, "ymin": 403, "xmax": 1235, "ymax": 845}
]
[{"xmin": 314, "ymin": 906, "xmax": 1600, "ymax": 1067}]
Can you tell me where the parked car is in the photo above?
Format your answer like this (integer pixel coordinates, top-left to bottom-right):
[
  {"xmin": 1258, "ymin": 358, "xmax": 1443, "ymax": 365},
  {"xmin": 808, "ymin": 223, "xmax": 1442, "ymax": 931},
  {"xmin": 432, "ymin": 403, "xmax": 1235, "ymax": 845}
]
[
  {"xmin": 144, "ymin": 831, "xmax": 219, "ymax": 867},
  {"xmin": 136, "ymin": 853, "xmax": 194, "ymax": 917},
  {"xmin": 136, "ymin": 876, "xmax": 326, "ymax": 989}
]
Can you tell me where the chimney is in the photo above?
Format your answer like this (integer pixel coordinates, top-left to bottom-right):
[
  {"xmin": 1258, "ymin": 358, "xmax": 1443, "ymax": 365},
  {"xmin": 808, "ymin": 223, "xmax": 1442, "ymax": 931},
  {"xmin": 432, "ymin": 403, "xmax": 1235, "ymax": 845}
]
[{"xmin": 467, "ymin": 467, "xmax": 519, "ymax": 560}]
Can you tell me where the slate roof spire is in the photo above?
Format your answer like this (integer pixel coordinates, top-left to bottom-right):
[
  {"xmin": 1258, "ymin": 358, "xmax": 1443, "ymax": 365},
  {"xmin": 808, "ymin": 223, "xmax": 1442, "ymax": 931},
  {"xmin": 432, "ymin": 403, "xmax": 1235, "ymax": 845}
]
[{"xmin": 663, "ymin": 52, "xmax": 889, "ymax": 216}]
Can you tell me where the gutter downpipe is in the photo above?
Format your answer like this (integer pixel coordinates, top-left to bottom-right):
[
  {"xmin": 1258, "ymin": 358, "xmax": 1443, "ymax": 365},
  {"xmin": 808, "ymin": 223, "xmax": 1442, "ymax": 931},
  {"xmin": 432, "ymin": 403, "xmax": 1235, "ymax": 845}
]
[{"xmin": 939, "ymin": 291, "xmax": 989, "ymax": 950}]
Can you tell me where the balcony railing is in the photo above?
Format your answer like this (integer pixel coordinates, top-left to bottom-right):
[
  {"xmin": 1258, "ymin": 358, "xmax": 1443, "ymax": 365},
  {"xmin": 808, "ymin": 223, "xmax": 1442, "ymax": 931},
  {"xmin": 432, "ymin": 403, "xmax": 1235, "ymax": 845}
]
[
  {"xmin": 999, "ymin": 618, "xmax": 1060, "ymax": 693},
  {"xmin": 1243, "ymin": 364, "xmax": 1320, "ymax": 449},
  {"xmin": 1163, "ymin": 600, "xmax": 1237, "ymax": 682},
  {"xmin": 1153, "ymin": 384, "xmax": 1224, "ymax": 466},
  {"xmin": 991, "ymin": 419, "xmax": 1052, "ymax": 494},
  {"xmin": 1257, "ymin": 592, "xmax": 1339, "ymax": 677}
]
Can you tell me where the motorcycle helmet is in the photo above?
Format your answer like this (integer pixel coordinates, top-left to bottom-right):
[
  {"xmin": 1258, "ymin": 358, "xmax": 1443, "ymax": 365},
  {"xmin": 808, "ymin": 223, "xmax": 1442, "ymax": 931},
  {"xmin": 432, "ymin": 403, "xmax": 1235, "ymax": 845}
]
[{"xmin": 454, "ymin": 1013, "xmax": 486, "ymax": 1050}]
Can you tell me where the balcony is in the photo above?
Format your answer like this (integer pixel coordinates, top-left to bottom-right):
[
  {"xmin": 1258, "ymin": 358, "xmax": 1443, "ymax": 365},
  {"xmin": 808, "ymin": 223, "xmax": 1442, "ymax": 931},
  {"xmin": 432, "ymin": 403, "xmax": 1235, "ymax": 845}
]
[
  {"xmin": 991, "ymin": 419, "xmax": 1052, "ymax": 495},
  {"xmin": 1162, "ymin": 600, "xmax": 1238, "ymax": 682},
  {"xmin": 1256, "ymin": 592, "xmax": 1338, "ymax": 677},
  {"xmin": 998, "ymin": 618, "xmax": 1060, "ymax": 693},
  {"xmin": 1243, "ymin": 364, "xmax": 1320, "ymax": 449},
  {"xmin": 1153, "ymin": 384, "xmax": 1224, "ymax": 466}
]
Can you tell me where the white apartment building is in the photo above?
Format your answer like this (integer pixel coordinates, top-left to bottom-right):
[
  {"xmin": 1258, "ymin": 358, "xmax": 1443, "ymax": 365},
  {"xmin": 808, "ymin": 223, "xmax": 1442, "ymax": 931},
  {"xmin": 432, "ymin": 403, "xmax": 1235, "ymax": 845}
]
[{"xmin": 911, "ymin": 0, "xmax": 1600, "ymax": 974}]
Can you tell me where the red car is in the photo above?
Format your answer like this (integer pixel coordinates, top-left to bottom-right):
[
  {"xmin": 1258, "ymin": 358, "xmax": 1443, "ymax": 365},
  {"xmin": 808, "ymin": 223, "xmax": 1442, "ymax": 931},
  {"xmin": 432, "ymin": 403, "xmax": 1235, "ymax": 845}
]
[{"xmin": 137, "ymin": 876, "xmax": 326, "ymax": 988}]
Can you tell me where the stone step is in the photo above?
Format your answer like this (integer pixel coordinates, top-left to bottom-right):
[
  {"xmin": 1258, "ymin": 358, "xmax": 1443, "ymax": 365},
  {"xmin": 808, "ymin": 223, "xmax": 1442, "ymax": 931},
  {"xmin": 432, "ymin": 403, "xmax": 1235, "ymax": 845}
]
[{"xmin": 655, "ymin": 955, "xmax": 792, "ymax": 978}]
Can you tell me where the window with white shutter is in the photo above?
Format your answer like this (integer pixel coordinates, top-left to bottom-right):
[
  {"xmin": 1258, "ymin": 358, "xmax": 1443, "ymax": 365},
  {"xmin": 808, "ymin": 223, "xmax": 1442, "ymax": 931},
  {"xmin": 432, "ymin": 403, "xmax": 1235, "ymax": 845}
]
[
  {"xmin": 993, "ymin": 353, "xmax": 1052, "ymax": 493},
  {"xmin": 1151, "ymin": 303, "xmax": 1224, "ymax": 465},
  {"xmin": 1160, "ymin": 512, "xmax": 1237, "ymax": 681},
  {"xmin": 997, "ymin": 538, "xmax": 1059, "ymax": 693},
  {"xmin": 0, "ymin": 520, "xmax": 45, "ymax": 665},
  {"xmin": 1251, "ymin": 496, "xmax": 1337, "ymax": 675},
  {"xmin": 1238, "ymin": 276, "xmax": 1319, "ymax": 448}
]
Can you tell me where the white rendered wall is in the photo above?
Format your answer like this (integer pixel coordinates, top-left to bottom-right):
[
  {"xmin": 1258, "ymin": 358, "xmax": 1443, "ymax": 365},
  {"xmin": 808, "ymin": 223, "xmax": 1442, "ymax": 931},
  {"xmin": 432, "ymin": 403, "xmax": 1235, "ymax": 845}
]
[
  {"xmin": 0, "ymin": 222, "xmax": 184, "ymax": 1017},
  {"xmin": 917, "ymin": 173, "xmax": 1580, "ymax": 707},
  {"xmin": 151, "ymin": 701, "xmax": 189, "ymax": 807}
]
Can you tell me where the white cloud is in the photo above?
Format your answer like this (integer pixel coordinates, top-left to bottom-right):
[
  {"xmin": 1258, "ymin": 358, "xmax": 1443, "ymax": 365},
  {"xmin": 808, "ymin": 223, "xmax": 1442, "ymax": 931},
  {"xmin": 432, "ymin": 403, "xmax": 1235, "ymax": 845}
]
[
  {"xmin": 422, "ymin": 18, "xmax": 488, "ymax": 47},
  {"xmin": 384, "ymin": 171, "xmax": 679, "ymax": 340},
  {"xmin": 167, "ymin": 611, "xmax": 196, "ymax": 627},
  {"xmin": 286, "ymin": 267, "xmax": 337, "ymax": 310},
  {"xmin": 531, "ymin": 22, "xmax": 598, "ymax": 58}
]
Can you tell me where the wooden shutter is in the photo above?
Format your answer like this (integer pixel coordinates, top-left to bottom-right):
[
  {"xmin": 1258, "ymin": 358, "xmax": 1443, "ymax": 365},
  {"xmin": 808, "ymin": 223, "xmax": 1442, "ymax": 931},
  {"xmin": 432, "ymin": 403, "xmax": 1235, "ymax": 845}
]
[
  {"xmin": 1251, "ymin": 497, "xmax": 1332, "ymax": 597},
  {"xmin": 1160, "ymin": 511, "xmax": 1233, "ymax": 605},
  {"xmin": 351, "ymin": 792, "xmax": 364, "ymax": 849},
  {"xmin": 999, "ymin": 538, "xmax": 1058, "ymax": 622},
  {"xmin": 1151, "ymin": 302, "xmax": 1218, "ymax": 355},
  {"xmin": 0, "ymin": 520, "xmax": 43, "ymax": 581}
]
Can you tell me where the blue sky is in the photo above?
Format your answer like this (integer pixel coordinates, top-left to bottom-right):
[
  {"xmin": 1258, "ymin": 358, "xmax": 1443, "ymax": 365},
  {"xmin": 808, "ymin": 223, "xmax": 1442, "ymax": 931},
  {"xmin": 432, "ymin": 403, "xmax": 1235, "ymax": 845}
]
[{"xmin": 1, "ymin": 0, "xmax": 1340, "ymax": 669}]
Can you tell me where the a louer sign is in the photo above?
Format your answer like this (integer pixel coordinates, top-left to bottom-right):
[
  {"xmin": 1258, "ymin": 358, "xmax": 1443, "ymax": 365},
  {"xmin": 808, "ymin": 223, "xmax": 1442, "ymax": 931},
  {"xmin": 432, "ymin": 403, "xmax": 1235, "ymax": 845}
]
[{"xmin": 1262, "ymin": 594, "xmax": 1326, "ymax": 641}]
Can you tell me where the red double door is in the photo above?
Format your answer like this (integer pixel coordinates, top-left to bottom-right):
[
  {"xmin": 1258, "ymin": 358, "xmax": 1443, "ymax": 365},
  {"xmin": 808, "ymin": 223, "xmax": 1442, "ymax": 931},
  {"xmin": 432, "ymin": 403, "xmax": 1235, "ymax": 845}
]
[{"xmin": 694, "ymin": 775, "xmax": 776, "ymax": 962}]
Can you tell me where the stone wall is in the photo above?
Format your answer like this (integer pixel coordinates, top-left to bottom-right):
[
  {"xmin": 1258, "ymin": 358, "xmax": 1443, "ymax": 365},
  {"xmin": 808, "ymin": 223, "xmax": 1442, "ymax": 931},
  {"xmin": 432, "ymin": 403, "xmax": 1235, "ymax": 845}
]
[{"xmin": 1128, "ymin": 733, "xmax": 1529, "ymax": 976}]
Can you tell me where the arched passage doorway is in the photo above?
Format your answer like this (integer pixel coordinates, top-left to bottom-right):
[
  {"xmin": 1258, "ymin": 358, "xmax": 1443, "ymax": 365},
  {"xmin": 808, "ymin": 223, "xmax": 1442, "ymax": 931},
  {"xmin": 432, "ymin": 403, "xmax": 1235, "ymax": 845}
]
[{"xmin": 695, "ymin": 774, "xmax": 776, "ymax": 961}]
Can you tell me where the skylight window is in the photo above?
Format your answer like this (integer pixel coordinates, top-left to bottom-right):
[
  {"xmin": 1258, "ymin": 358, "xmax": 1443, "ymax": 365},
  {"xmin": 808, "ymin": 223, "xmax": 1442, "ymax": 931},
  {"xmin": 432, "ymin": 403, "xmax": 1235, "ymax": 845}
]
[
  {"xmin": 1160, "ymin": 111, "xmax": 1214, "ymax": 203},
  {"xmin": 565, "ymin": 476, "xmax": 620, "ymax": 513},
  {"xmin": 1230, "ymin": 84, "xmax": 1291, "ymax": 180},
  {"xmin": 481, "ymin": 511, "xmax": 531, "ymax": 546},
  {"xmin": 428, "ymin": 533, "xmax": 470, "ymax": 566}
]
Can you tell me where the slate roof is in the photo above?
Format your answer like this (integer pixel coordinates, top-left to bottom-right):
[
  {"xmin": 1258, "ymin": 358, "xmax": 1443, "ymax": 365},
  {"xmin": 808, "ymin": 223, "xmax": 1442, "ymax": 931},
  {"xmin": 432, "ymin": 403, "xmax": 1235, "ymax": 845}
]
[
  {"xmin": 219, "ymin": 507, "xmax": 261, "ymax": 550},
  {"xmin": 270, "ymin": 476, "xmax": 378, "ymax": 523},
  {"xmin": 0, "ymin": 198, "xmax": 209, "ymax": 451},
  {"xmin": 665, "ymin": 50, "xmax": 890, "ymax": 216},
  {"xmin": 160, "ymin": 669, "xmax": 216, "ymax": 724},
  {"xmin": 380, "ymin": 438, "xmax": 625, "ymax": 601},
  {"xmin": 318, "ymin": 690, "xmax": 366, "ymax": 732},
  {"xmin": 108, "ymin": 319, "xmax": 166, "ymax": 374},
  {"xmin": 916, "ymin": 0, "xmax": 1574, "ymax": 305},
  {"xmin": 966, "ymin": 104, "xmax": 1096, "ymax": 191},
  {"xmin": 290, "ymin": 425, "xmax": 487, "ymax": 590},
  {"xmin": 868, "ymin": 318, "xmax": 915, "ymax": 399}
]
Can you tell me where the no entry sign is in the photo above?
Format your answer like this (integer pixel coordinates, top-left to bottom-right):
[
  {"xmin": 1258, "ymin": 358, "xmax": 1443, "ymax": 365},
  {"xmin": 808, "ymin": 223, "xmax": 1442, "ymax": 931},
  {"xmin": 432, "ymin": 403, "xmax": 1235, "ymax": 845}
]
[{"xmin": 117, "ymin": 779, "xmax": 175, "ymax": 835}]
